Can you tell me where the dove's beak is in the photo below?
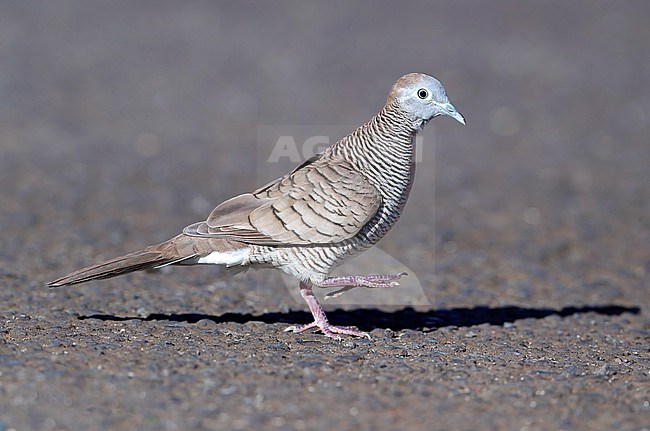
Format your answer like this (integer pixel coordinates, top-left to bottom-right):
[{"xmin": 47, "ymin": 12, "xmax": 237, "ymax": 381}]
[{"xmin": 441, "ymin": 102, "xmax": 466, "ymax": 125}]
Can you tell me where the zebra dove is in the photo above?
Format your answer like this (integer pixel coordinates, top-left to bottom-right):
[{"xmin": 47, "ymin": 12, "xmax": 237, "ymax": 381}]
[{"xmin": 48, "ymin": 73, "xmax": 465, "ymax": 339}]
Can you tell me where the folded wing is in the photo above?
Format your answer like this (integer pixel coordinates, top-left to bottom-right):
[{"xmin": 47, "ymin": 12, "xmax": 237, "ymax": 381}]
[{"xmin": 183, "ymin": 157, "xmax": 381, "ymax": 246}]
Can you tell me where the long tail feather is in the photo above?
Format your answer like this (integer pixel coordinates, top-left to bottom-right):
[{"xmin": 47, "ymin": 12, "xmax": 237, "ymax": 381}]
[
  {"xmin": 47, "ymin": 235, "xmax": 249, "ymax": 287},
  {"xmin": 47, "ymin": 247, "xmax": 178, "ymax": 287}
]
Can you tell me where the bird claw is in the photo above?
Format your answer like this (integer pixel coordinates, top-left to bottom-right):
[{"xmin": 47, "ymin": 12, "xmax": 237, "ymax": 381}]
[
  {"xmin": 324, "ymin": 280, "xmax": 400, "ymax": 299},
  {"xmin": 320, "ymin": 272, "xmax": 406, "ymax": 299},
  {"xmin": 284, "ymin": 321, "xmax": 371, "ymax": 339},
  {"xmin": 324, "ymin": 286, "xmax": 355, "ymax": 299}
]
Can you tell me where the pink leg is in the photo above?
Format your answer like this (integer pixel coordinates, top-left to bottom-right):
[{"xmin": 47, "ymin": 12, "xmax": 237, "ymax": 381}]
[
  {"xmin": 319, "ymin": 272, "xmax": 407, "ymax": 299},
  {"xmin": 284, "ymin": 281, "xmax": 370, "ymax": 339}
]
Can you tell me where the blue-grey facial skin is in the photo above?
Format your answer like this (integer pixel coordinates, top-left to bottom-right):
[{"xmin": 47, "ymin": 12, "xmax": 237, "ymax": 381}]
[{"xmin": 389, "ymin": 73, "xmax": 465, "ymax": 128}]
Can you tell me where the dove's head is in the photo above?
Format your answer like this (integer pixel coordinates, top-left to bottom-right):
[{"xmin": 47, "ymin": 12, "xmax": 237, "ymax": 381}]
[{"xmin": 388, "ymin": 73, "xmax": 465, "ymax": 129}]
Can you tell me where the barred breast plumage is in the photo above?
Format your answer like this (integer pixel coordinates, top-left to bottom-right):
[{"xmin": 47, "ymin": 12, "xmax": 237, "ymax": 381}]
[{"xmin": 48, "ymin": 73, "xmax": 465, "ymax": 339}]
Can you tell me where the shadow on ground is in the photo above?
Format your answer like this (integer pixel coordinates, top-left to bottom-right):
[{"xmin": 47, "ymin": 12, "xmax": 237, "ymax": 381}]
[{"xmin": 79, "ymin": 305, "xmax": 640, "ymax": 332}]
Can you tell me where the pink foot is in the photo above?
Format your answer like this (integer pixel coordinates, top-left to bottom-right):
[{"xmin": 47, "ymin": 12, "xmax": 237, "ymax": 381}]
[
  {"xmin": 319, "ymin": 272, "xmax": 407, "ymax": 299},
  {"xmin": 284, "ymin": 321, "xmax": 369, "ymax": 339},
  {"xmin": 284, "ymin": 281, "xmax": 370, "ymax": 339}
]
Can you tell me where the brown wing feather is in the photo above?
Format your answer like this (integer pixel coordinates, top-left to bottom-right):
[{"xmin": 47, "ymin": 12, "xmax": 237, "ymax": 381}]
[{"xmin": 183, "ymin": 157, "xmax": 381, "ymax": 246}]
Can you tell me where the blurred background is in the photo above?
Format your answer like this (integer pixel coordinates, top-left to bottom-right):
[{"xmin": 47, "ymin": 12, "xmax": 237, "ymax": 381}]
[
  {"xmin": 0, "ymin": 2, "xmax": 648, "ymax": 430},
  {"xmin": 1, "ymin": 1, "xmax": 647, "ymax": 306}
]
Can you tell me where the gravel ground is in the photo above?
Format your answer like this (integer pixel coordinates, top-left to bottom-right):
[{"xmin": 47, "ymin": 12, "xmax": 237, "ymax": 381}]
[{"xmin": 1, "ymin": 2, "xmax": 648, "ymax": 430}]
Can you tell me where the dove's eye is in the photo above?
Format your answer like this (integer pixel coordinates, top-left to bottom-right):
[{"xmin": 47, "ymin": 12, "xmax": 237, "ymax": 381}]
[{"xmin": 417, "ymin": 88, "xmax": 429, "ymax": 99}]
